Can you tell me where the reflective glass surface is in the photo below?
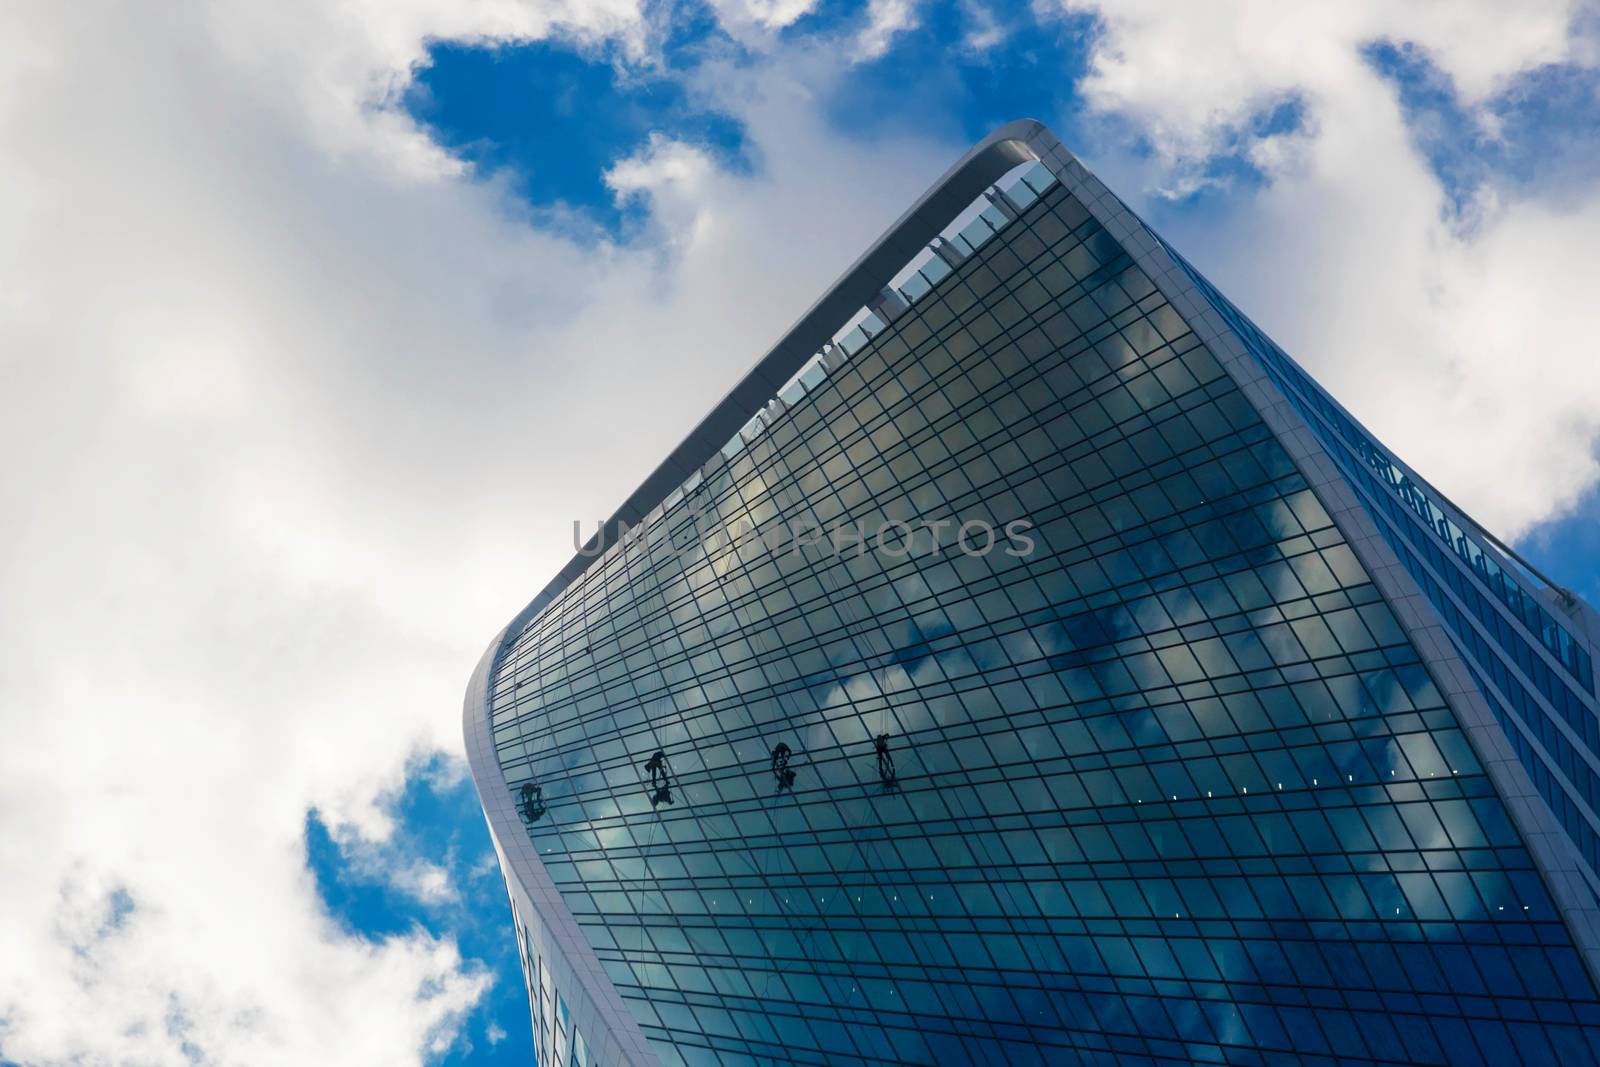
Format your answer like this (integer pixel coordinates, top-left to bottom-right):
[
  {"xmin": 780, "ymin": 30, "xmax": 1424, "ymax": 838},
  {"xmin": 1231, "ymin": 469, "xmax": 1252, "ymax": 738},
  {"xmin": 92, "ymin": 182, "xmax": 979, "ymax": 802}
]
[
  {"xmin": 491, "ymin": 182, "xmax": 1600, "ymax": 1066},
  {"xmin": 1151, "ymin": 233, "xmax": 1600, "ymax": 897}
]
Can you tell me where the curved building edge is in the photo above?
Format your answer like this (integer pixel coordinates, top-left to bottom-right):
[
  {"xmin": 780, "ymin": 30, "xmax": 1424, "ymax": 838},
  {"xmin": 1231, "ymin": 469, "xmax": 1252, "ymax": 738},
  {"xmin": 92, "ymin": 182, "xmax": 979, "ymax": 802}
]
[
  {"xmin": 465, "ymin": 117, "xmax": 1600, "ymax": 1067},
  {"xmin": 1032, "ymin": 140, "xmax": 1600, "ymax": 984},
  {"xmin": 463, "ymin": 118, "xmax": 1070, "ymax": 1067}
]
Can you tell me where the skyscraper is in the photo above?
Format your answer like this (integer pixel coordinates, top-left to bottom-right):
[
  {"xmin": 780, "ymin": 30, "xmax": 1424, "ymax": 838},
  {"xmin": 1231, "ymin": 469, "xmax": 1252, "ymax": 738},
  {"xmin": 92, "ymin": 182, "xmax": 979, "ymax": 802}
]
[{"xmin": 465, "ymin": 120, "xmax": 1600, "ymax": 1066}]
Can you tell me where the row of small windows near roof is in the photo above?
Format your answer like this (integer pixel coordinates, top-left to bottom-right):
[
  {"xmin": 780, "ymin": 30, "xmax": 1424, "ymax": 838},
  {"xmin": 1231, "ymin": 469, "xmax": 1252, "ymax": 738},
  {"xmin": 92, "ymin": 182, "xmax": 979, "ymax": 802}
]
[
  {"xmin": 1150, "ymin": 230, "xmax": 1593, "ymax": 696},
  {"xmin": 507, "ymin": 244, "xmax": 1246, "ymax": 685},
  {"xmin": 503, "ymin": 165, "xmax": 1064, "ymax": 678},
  {"xmin": 642, "ymin": 162, "xmax": 1061, "ymax": 534}
]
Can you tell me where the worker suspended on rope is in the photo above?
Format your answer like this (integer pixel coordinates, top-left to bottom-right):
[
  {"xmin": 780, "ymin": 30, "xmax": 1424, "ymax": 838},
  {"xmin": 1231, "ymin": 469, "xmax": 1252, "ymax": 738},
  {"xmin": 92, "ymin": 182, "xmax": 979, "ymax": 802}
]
[
  {"xmin": 875, "ymin": 733, "xmax": 897, "ymax": 786},
  {"xmin": 519, "ymin": 781, "xmax": 546, "ymax": 822},
  {"xmin": 643, "ymin": 750, "xmax": 674, "ymax": 807},
  {"xmin": 772, "ymin": 742, "xmax": 796, "ymax": 792}
]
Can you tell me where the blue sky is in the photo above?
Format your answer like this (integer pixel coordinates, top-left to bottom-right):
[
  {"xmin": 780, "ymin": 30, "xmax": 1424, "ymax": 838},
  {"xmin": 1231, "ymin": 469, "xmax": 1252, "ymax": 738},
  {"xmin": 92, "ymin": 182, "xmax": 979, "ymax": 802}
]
[
  {"xmin": 307, "ymin": 760, "xmax": 535, "ymax": 1066},
  {"xmin": 353, "ymin": 5, "xmax": 1600, "ymax": 1061},
  {"xmin": 3, "ymin": 2, "xmax": 1598, "ymax": 1066}
]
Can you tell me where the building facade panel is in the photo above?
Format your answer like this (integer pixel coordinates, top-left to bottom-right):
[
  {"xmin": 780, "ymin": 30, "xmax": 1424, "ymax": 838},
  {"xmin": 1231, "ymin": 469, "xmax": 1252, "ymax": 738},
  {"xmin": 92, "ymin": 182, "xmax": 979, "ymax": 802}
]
[
  {"xmin": 1136, "ymin": 230, "xmax": 1600, "ymax": 928},
  {"xmin": 468, "ymin": 124, "xmax": 1600, "ymax": 1066}
]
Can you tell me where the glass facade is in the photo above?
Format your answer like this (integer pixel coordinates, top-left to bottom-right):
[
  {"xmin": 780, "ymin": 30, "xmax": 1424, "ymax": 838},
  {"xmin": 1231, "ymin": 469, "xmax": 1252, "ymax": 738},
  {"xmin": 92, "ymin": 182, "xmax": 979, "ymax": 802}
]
[
  {"xmin": 471, "ymin": 128, "xmax": 1600, "ymax": 1066},
  {"xmin": 1142, "ymin": 232, "xmax": 1600, "ymax": 897}
]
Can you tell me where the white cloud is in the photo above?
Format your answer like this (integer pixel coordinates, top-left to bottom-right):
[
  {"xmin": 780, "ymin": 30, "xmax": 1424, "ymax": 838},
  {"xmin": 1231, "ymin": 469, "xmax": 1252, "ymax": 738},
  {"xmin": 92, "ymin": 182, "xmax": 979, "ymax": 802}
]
[
  {"xmin": 704, "ymin": 0, "xmax": 821, "ymax": 35},
  {"xmin": 0, "ymin": 0, "xmax": 627, "ymax": 1064},
  {"xmin": 852, "ymin": 0, "xmax": 920, "ymax": 61},
  {"xmin": 323, "ymin": 810, "xmax": 463, "ymax": 907},
  {"xmin": 7, "ymin": 0, "xmax": 1600, "ymax": 1062},
  {"xmin": 607, "ymin": 133, "xmax": 721, "ymax": 196},
  {"xmin": 959, "ymin": 0, "xmax": 1008, "ymax": 52},
  {"xmin": 0, "ymin": 3, "xmax": 970, "ymax": 1065},
  {"xmin": 1056, "ymin": 0, "xmax": 1578, "ymax": 184},
  {"xmin": 1054, "ymin": 0, "xmax": 1600, "ymax": 538},
  {"xmin": 393, "ymin": 861, "xmax": 461, "ymax": 906},
  {"xmin": 208, "ymin": 0, "xmax": 650, "ymax": 180}
]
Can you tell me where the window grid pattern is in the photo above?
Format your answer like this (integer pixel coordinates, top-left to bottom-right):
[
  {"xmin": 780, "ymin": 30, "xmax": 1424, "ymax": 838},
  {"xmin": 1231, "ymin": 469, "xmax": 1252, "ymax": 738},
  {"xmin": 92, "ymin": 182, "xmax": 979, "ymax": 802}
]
[
  {"xmin": 511, "ymin": 884, "xmax": 593, "ymax": 1067},
  {"xmin": 1152, "ymin": 241, "xmax": 1590, "ymax": 695},
  {"xmin": 491, "ymin": 186, "xmax": 1600, "ymax": 1066},
  {"xmin": 1350, "ymin": 447, "xmax": 1600, "ymax": 888},
  {"xmin": 1150, "ymin": 234, "xmax": 1600, "ymax": 894}
]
